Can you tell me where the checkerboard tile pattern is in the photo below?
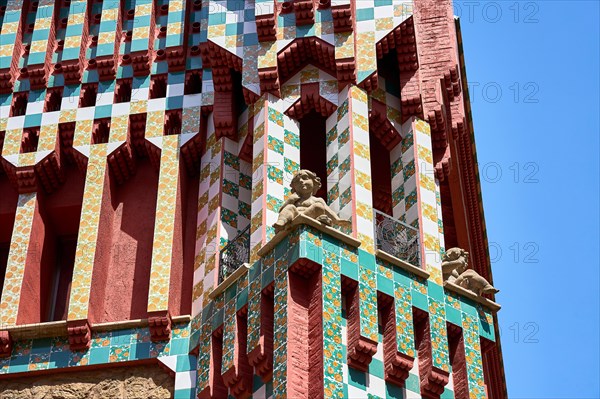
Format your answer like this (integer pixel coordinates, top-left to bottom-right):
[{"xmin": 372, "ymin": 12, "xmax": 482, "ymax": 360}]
[
  {"xmin": 192, "ymin": 115, "xmax": 222, "ymax": 315},
  {"xmin": 249, "ymin": 94, "xmax": 300, "ymax": 263}
]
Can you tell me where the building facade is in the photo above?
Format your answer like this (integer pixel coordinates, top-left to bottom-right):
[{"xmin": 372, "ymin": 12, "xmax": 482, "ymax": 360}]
[{"xmin": 0, "ymin": 0, "xmax": 507, "ymax": 398}]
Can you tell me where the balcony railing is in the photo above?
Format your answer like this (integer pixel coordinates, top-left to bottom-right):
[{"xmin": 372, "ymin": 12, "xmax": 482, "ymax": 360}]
[
  {"xmin": 219, "ymin": 226, "xmax": 250, "ymax": 284},
  {"xmin": 374, "ymin": 210, "xmax": 421, "ymax": 267}
]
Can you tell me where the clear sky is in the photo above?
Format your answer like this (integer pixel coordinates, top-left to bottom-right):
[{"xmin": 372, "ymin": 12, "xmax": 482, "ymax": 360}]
[{"xmin": 456, "ymin": 1, "xmax": 600, "ymax": 397}]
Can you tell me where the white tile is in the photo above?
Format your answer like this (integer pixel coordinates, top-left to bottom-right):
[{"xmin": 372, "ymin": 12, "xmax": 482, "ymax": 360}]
[
  {"xmin": 175, "ymin": 370, "xmax": 196, "ymax": 390},
  {"xmin": 158, "ymin": 355, "xmax": 178, "ymax": 372}
]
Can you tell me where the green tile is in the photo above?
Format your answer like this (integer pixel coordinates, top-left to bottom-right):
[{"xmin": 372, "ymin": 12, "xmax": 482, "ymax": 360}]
[
  {"xmin": 377, "ymin": 274, "xmax": 394, "ymax": 296},
  {"xmin": 445, "ymin": 306, "xmax": 462, "ymax": 326},
  {"xmin": 262, "ymin": 265, "xmax": 274, "ymax": 289},
  {"xmin": 174, "ymin": 388, "xmax": 195, "ymax": 399},
  {"xmin": 170, "ymin": 339, "xmax": 188, "ymax": 356},
  {"xmin": 356, "ymin": 8, "xmax": 374, "ymax": 21},
  {"xmin": 341, "ymin": 258, "xmax": 358, "ymax": 280},
  {"xmin": 176, "ymin": 355, "xmax": 196, "ymax": 372},
  {"xmin": 225, "ymin": 282, "xmax": 237, "ymax": 302},
  {"xmin": 249, "ymin": 260, "xmax": 261, "ymax": 281},
  {"xmin": 24, "ymin": 113, "xmax": 42, "ymax": 128},
  {"xmin": 427, "ymin": 282, "xmax": 445, "ymax": 301},
  {"xmin": 236, "ymin": 287, "xmax": 249, "ymax": 310},
  {"xmin": 441, "ymin": 387, "xmax": 455, "ymax": 399},
  {"xmin": 460, "ymin": 300, "xmax": 477, "ymax": 316},
  {"xmin": 89, "ymin": 347, "xmax": 110, "ymax": 365},
  {"xmin": 393, "ymin": 267, "xmax": 412, "ymax": 287},
  {"xmin": 133, "ymin": 342, "xmax": 150, "ymax": 360},
  {"xmin": 405, "ymin": 373, "xmax": 420, "ymax": 393},
  {"xmin": 31, "ymin": 338, "xmax": 52, "ymax": 353},
  {"xmin": 369, "ymin": 358, "xmax": 385, "ymax": 379},
  {"xmin": 358, "ymin": 249, "xmax": 376, "ymax": 271},
  {"xmin": 411, "ymin": 290, "xmax": 428, "ymax": 311},
  {"xmin": 386, "ymin": 382, "xmax": 404, "ymax": 399},
  {"xmin": 322, "ymin": 234, "xmax": 340, "ymax": 254},
  {"xmin": 348, "ymin": 367, "xmax": 367, "ymax": 389}
]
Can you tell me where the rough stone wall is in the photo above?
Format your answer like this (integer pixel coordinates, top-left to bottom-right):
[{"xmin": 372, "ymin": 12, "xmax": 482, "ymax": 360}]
[{"xmin": 0, "ymin": 364, "xmax": 173, "ymax": 399}]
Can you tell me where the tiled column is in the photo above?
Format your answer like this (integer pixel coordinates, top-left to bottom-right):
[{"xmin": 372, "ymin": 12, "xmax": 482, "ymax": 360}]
[
  {"xmin": 95, "ymin": 0, "xmax": 122, "ymax": 75},
  {"xmin": 192, "ymin": 115, "xmax": 222, "ymax": 316},
  {"xmin": 326, "ymin": 86, "xmax": 379, "ymax": 368},
  {"xmin": 321, "ymin": 248, "xmax": 345, "ymax": 397},
  {"xmin": 146, "ymin": 135, "xmax": 180, "ymax": 319},
  {"xmin": 271, "ymin": 243, "xmax": 289, "ymax": 399},
  {"xmin": 395, "ymin": 118, "xmax": 451, "ymax": 385},
  {"xmin": 248, "ymin": 94, "xmax": 300, "ymax": 263},
  {"xmin": 67, "ymin": 145, "xmax": 108, "ymax": 322},
  {"xmin": 131, "ymin": 0, "xmax": 155, "ymax": 45},
  {"xmin": 0, "ymin": 0, "xmax": 25, "ymax": 90},
  {"xmin": 59, "ymin": 0, "xmax": 89, "ymax": 75},
  {"xmin": 0, "ymin": 192, "xmax": 38, "ymax": 327}
]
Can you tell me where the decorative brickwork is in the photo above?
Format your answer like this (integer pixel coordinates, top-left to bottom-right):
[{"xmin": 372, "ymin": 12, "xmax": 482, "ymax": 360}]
[{"xmin": 0, "ymin": 1, "xmax": 505, "ymax": 398}]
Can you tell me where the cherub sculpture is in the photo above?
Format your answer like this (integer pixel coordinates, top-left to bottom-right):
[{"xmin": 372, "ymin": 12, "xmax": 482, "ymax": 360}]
[
  {"xmin": 273, "ymin": 169, "xmax": 352, "ymax": 234},
  {"xmin": 442, "ymin": 247, "xmax": 499, "ymax": 297},
  {"xmin": 441, "ymin": 247, "xmax": 469, "ymax": 283}
]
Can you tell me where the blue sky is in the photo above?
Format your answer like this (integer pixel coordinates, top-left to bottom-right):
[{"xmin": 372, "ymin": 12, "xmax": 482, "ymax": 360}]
[{"xmin": 456, "ymin": 1, "xmax": 600, "ymax": 397}]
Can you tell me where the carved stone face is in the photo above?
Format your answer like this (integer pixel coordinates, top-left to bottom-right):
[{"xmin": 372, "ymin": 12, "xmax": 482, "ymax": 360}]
[{"xmin": 292, "ymin": 171, "xmax": 315, "ymax": 197}]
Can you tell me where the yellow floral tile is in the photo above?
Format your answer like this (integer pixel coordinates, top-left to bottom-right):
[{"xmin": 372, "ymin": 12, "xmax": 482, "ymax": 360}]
[
  {"xmin": 167, "ymin": 22, "xmax": 183, "ymax": 36},
  {"xmin": 68, "ymin": 12, "xmax": 85, "ymax": 25},
  {"xmin": 0, "ymin": 44, "xmax": 13, "ymax": 57},
  {"xmin": 64, "ymin": 36, "xmax": 82, "ymax": 49},
  {"xmin": 0, "ymin": 192, "xmax": 37, "ymax": 326},
  {"xmin": 34, "ymin": 17, "xmax": 52, "ymax": 30}
]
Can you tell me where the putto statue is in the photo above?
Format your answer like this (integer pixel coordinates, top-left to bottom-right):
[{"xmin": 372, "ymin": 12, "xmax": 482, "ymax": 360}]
[
  {"xmin": 441, "ymin": 247, "xmax": 469, "ymax": 283},
  {"xmin": 273, "ymin": 169, "xmax": 352, "ymax": 234},
  {"xmin": 442, "ymin": 247, "xmax": 499, "ymax": 296}
]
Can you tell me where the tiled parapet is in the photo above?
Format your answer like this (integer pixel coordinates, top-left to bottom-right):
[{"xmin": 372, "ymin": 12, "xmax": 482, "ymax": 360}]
[{"xmin": 196, "ymin": 222, "xmax": 499, "ymax": 399}]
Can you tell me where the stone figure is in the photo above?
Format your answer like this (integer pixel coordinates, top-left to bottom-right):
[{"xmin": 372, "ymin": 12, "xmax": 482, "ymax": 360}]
[
  {"xmin": 273, "ymin": 169, "xmax": 352, "ymax": 234},
  {"xmin": 454, "ymin": 269, "xmax": 500, "ymax": 296},
  {"xmin": 442, "ymin": 247, "xmax": 499, "ymax": 296},
  {"xmin": 441, "ymin": 247, "xmax": 469, "ymax": 283}
]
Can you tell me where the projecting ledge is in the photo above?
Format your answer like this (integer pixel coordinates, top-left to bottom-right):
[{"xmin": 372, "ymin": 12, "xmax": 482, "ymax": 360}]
[
  {"xmin": 443, "ymin": 281, "xmax": 501, "ymax": 312},
  {"xmin": 375, "ymin": 249, "xmax": 430, "ymax": 280},
  {"xmin": 2, "ymin": 315, "xmax": 193, "ymax": 341},
  {"xmin": 209, "ymin": 263, "xmax": 252, "ymax": 300},
  {"xmin": 257, "ymin": 214, "xmax": 361, "ymax": 258}
]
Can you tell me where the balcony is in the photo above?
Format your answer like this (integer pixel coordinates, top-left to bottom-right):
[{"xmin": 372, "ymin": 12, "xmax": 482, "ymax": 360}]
[
  {"xmin": 219, "ymin": 226, "xmax": 251, "ymax": 284},
  {"xmin": 374, "ymin": 210, "xmax": 421, "ymax": 267}
]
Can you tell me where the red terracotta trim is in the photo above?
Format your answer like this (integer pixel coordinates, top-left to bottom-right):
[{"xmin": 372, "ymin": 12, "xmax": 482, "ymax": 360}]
[
  {"xmin": 284, "ymin": 82, "xmax": 336, "ymax": 120},
  {"xmin": 221, "ymin": 306, "xmax": 253, "ymax": 399},
  {"xmin": 369, "ymin": 98, "xmax": 402, "ymax": 151},
  {"xmin": 378, "ymin": 293, "xmax": 414, "ymax": 387},
  {"xmin": 414, "ymin": 308, "xmax": 449, "ymax": 398},
  {"xmin": 0, "ymin": 331, "xmax": 12, "ymax": 358},
  {"xmin": 148, "ymin": 310, "xmax": 172, "ymax": 342},
  {"xmin": 342, "ymin": 277, "xmax": 377, "ymax": 372},
  {"xmin": 67, "ymin": 319, "xmax": 92, "ymax": 351},
  {"xmin": 447, "ymin": 322, "xmax": 468, "ymax": 399},
  {"xmin": 294, "ymin": 0, "xmax": 315, "ymax": 26},
  {"xmin": 287, "ymin": 258, "xmax": 324, "ymax": 398},
  {"xmin": 247, "ymin": 283, "xmax": 274, "ymax": 382}
]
